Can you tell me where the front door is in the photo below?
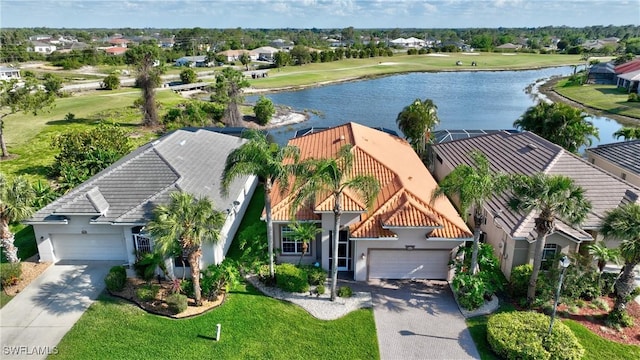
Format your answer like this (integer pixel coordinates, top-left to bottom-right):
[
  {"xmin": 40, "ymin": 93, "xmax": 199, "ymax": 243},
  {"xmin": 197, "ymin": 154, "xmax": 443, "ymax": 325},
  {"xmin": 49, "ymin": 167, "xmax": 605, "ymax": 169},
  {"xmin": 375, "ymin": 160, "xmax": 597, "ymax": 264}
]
[{"xmin": 329, "ymin": 230, "xmax": 351, "ymax": 271}]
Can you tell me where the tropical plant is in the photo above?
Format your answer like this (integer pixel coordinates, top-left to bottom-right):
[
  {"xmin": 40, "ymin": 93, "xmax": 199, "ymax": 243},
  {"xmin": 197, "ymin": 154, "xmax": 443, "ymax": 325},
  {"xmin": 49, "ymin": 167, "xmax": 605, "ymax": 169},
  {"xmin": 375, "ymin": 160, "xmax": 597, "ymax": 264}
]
[
  {"xmin": 396, "ymin": 98, "xmax": 439, "ymax": 156},
  {"xmin": 509, "ymin": 173, "xmax": 591, "ymax": 305},
  {"xmin": 613, "ymin": 126, "xmax": 640, "ymax": 140},
  {"xmin": 432, "ymin": 150, "xmax": 508, "ymax": 274},
  {"xmin": 0, "ymin": 173, "xmax": 35, "ymax": 263},
  {"xmin": 253, "ymin": 96, "xmax": 275, "ymax": 126},
  {"xmin": 513, "ymin": 102, "xmax": 599, "ymax": 154},
  {"xmin": 179, "ymin": 68, "xmax": 197, "ymax": 84},
  {"xmin": 239, "ymin": 52, "xmax": 251, "ymax": 71},
  {"xmin": 587, "ymin": 242, "xmax": 620, "ymax": 273},
  {"xmin": 221, "ymin": 129, "xmax": 299, "ymax": 280},
  {"xmin": 292, "ymin": 144, "xmax": 380, "ymax": 301},
  {"xmin": 600, "ymin": 203, "xmax": 640, "ymax": 324},
  {"xmin": 211, "ymin": 67, "xmax": 250, "ymax": 127},
  {"xmin": 289, "ymin": 221, "xmax": 321, "ymax": 265},
  {"xmin": 31, "ymin": 180, "xmax": 59, "ymax": 209},
  {"xmin": 0, "ymin": 78, "xmax": 56, "ymax": 158},
  {"xmin": 146, "ymin": 191, "xmax": 225, "ymax": 306},
  {"xmin": 125, "ymin": 44, "xmax": 162, "ymax": 127}
]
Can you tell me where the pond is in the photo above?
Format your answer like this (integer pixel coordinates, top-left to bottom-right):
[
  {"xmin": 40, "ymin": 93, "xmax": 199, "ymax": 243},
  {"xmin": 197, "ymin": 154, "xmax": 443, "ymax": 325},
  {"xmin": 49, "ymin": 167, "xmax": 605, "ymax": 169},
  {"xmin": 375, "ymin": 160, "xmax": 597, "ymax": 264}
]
[{"xmin": 246, "ymin": 66, "xmax": 624, "ymax": 147}]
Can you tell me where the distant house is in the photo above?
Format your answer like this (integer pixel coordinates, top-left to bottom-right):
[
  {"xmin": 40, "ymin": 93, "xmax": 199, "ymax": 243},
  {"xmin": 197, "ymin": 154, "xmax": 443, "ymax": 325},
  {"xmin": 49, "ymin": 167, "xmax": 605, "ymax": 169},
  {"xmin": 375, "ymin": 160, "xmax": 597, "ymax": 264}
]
[
  {"xmin": 270, "ymin": 38, "xmax": 294, "ymax": 50},
  {"xmin": 586, "ymin": 140, "xmax": 640, "ymax": 188},
  {"xmin": 0, "ymin": 67, "xmax": 21, "ymax": 81},
  {"xmin": 249, "ymin": 46, "xmax": 279, "ymax": 61},
  {"xmin": 614, "ymin": 58, "xmax": 640, "ymax": 93},
  {"xmin": 174, "ymin": 55, "xmax": 208, "ymax": 67},
  {"xmin": 587, "ymin": 62, "xmax": 616, "ymax": 84},
  {"xmin": 217, "ymin": 50, "xmax": 251, "ymax": 62},
  {"xmin": 104, "ymin": 47, "xmax": 128, "ymax": 56},
  {"xmin": 108, "ymin": 38, "xmax": 130, "ymax": 48},
  {"xmin": 390, "ymin": 37, "xmax": 426, "ymax": 48},
  {"xmin": 30, "ymin": 41, "xmax": 57, "ymax": 54},
  {"xmin": 495, "ymin": 43, "xmax": 522, "ymax": 51}
]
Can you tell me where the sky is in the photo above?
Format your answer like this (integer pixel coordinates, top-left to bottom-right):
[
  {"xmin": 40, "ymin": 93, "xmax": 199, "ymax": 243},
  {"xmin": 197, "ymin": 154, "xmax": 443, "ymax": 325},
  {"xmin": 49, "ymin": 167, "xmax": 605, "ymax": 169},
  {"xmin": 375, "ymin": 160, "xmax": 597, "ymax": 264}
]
[{"xmin": 1, "ymin": 0, "xmax": 638, "ymax": 29}]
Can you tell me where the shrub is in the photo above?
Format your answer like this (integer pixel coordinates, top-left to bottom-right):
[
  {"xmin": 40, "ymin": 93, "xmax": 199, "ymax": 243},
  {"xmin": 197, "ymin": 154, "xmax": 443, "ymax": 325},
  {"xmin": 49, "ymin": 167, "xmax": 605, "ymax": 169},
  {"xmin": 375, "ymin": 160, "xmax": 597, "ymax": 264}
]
[
  {"xmin": 305, "ymin": 266, "xmax": 327, "ymax": 285},
  {"xmin": 487, "ymin": 311, "xmax": 584, "ymax": 360},
  {"xmin": 181, "ymin": 279, "xmax": 194, "ymax": 298},
  {"xmin": 509, "ymin": 264, "xmax": 532, "ymax": 298},
  {"xmin": 592, "ymin": 297, "xmax": 610, "ymax": 311},
  {"xmin": 200, "ymin": 259, "xmax": 240, "ymax": 301},
  {"xmin": 133, "ymin": 252, "xmax": 162, "ymax": 282},
  {"xmin": 104, "ymin": 266, "xmax": 127, "ymax": 292},
  {"xmin": 0, "ymin": 263, "xmax": 22, "ymax": 288},
  {"xmin": 136, "ymin": 284, "xmax": 160, "ymax": 301},
  {"xmin": 254, "ymin": 96, "xmax": 275, "ymax": 125},
  {"xmin": 316, "ymin": 284, "xmax": 326, "ymax": 295},
  {"xmin": 628, "ymin": 93, "xmax": 639, "ymax": 102},
  {"xmin": 600, "ymin": 272, "xmax": 618, "ymax": 296},
  {"xmin": 338, "ymin": 286, "xmax": 353, "ymax": 298},
  {"xmin": 275, "ymin": 263, "xmax": 309, "ymax": 293},
  {"xmin": 166, "ymin": 293, "xmax": 188, "ymax": 314},
  {"xmin": 607, "ymin": 308, "xmax": 634, "ymax": 328},
  {"xmin": 452, "ymin": 273, "xmax": 485, "ymax": 310},
  {"xmin": 101, "ymin": 74, "xmax": 120, "ymax": 90},
  {"xmin": 180, "ymin": 68, "xmax": 197, "ymax": 84}
]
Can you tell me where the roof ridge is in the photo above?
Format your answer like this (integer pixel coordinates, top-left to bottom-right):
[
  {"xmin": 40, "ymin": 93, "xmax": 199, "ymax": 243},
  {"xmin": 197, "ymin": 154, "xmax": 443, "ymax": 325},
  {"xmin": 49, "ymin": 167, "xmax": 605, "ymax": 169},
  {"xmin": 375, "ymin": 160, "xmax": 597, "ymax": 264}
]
[
  {"xmin": 542, "ymin": 147, "xmax": 565, "ymax": 174},
  {"xmin": 404, "ymin": 189, "xmax": 472, "ymax": 237}
]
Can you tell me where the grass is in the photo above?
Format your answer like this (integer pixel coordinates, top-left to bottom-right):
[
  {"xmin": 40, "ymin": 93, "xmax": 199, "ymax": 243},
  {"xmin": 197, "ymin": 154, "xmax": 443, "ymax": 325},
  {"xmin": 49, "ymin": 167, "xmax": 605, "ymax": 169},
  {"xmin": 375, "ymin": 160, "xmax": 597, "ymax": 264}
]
[
  {"xmin": 0, "ymin": 291, "xmax": 12, "ymax": 308},
  {"xmin": 466, "ymin": 305, "xmax": 640, "ymax": 360},
  {"xmin": 554, "ymin": 79, "xmax": 640, "ymax": 119},
  {"xmin": 52, "ymin": 284, "xmax": 379, "ymax": 360}
]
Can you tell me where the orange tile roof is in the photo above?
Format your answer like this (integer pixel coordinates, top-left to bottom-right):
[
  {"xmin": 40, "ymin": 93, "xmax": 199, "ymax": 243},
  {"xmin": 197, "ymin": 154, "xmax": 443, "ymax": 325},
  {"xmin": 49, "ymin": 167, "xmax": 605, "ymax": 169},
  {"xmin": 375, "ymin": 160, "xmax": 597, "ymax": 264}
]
[{"xmin": 270, "ymin": 122, "xmax": 472, "ymax": 239}]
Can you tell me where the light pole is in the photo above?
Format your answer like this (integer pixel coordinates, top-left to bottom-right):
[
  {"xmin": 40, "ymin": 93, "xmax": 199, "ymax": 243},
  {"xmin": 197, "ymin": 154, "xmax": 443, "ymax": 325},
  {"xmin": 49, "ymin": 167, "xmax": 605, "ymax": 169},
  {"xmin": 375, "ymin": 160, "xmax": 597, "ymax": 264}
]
[{"xmin": 549, "ymin": 255, "xmax": 571, "ymax": 335}]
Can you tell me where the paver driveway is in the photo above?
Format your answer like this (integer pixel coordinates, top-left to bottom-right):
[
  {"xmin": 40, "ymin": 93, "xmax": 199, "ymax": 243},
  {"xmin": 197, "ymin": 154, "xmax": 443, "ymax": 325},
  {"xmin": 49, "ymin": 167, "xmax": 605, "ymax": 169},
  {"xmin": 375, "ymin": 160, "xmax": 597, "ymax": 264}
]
[
  {"xmin": 0, "ymin": 261, "xmax": 116, "ymax": 360},
  {"xmin": 362, "ymin": 279, "xmax": 480, "ymax": 360}
]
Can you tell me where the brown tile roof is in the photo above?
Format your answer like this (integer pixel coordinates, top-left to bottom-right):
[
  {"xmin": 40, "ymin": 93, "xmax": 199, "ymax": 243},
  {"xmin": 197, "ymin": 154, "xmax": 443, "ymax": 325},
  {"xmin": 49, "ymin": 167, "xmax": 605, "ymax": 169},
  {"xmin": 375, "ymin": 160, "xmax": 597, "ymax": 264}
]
[{"xmin": 270, "ymin": 122, "xmax": 472, "ymax": 240}]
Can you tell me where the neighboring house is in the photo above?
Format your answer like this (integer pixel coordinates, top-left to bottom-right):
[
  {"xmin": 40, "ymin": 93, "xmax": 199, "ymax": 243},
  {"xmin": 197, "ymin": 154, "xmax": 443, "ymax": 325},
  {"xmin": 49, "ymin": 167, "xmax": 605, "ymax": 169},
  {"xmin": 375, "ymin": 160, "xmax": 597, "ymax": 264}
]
[
  {"xmin": 586, "ymin": 140, "xmax": 640, "ymax": 188},
  {"xmin": 108, "ymin": 38, "xmax": 130, "ymax": 47},
  {"xmin": 270, "ymin": 38, "xmax": 294, "ymax": 49},
  {"xmin": 390, "ymin": 37, "xmax": 426, "ymax": 48},
  {"xmin": 431, "ymin": 131, "xmax": 640, "ymax": 279},
  {"xmin": 269, "ymin": 122, "xmax": 473, "ymax": 282},
  {"xmin": 495, "ymin": 43, "xmax": 522, "ymax": 51},
  {"xmin": 587, "ymin": 62, "xmax": 616, "ymax": 84},
  {"xmin": 104, "ymin": 47, "xmax": 128, "ymax": 56},
  {"xmin": 217, "ymin": 50, "xmax": 252, "ymax": 62},
  {"xmin": 30, "ymin": 41, "xmax": 57, "ymax": 54},
  {"xmin": 26, "ymin": 128, "xmax": 258, "ymax": 278},
  {"xmin": 249, "ymin": 46, "xmax": 279, "ymax": 61},
  {"xmin": 174, "ymin": 55, "xmax": 208, "ymax": 67},
  {"xmin": 615, "ymin": 58, "xmax": 640, "ymax": 92},
  {"xmin": 0, "ymin": 67, "xmax": 21, "ymax": 81}
]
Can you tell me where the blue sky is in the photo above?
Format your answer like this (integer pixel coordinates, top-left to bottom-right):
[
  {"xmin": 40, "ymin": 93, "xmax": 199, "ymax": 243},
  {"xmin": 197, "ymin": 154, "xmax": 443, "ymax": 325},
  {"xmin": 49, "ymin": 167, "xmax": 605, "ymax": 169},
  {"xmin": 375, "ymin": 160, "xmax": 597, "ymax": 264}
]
[{"xmin": 1, "ymin": 0, "xmax": 638, "ymax": 29}]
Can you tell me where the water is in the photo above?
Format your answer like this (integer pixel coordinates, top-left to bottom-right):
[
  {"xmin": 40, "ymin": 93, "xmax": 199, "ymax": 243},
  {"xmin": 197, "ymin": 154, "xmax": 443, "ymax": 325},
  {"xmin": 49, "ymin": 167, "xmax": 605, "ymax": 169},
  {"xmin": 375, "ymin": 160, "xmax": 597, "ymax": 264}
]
[{"xmin": 247, "ymin": 66, "xmax": 625, "ymax": 147}]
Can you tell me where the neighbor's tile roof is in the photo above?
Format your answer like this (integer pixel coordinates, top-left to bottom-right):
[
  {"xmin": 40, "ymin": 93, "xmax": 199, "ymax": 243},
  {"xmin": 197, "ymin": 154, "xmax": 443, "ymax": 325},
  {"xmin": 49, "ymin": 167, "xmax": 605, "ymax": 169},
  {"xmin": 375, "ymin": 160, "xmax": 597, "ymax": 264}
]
[
  {"xmin": 270, "ymin": 122, "xmax": 472, "ymax": 240},
  {"xmin": 27, "ymin": 128, "xmax": 251, "ymax": 225},
  {"xmin": 587, "ymin": 140, "xmax": 640, "ymax": 176},
  {"xmin": 433, "ymin": 131, "xmax": 640, "ymax": 241},
  {"xmin": 615, "ymin": 58, "xmax": 640, "ymax": 74}
]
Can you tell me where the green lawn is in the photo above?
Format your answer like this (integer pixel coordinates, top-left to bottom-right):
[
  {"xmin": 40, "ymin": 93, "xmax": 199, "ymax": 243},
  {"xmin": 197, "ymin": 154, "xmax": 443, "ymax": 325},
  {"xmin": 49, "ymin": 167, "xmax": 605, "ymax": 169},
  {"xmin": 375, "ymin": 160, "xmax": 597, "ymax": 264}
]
[
  {"xmin": 52, "ymin": 284, "xmax": 378, "ymax": 360},
  {"xmin": 554, "ymin": 79, "xmax": 640, "ymax": 119}
]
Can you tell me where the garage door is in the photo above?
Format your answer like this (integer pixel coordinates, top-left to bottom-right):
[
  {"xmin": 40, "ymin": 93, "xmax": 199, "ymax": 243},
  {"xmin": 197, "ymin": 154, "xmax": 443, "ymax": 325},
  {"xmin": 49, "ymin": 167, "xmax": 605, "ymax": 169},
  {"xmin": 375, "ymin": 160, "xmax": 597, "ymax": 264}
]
[
  {"xmin": 368, "ymin": 249, "xmax": 450, "ymax": 280},
  {"xmin": 52, "ymin": 234, "xmax": 126, "ymax": 261}
]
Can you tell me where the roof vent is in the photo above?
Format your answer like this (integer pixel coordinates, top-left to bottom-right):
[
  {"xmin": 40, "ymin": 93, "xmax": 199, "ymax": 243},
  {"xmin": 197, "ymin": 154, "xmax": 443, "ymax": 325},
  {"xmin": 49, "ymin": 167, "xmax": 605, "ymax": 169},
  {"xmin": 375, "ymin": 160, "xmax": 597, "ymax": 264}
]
[
  {"xmin": 526, "ymin": 143, "xmax": 538, "ymax": 150},
  {"xmin": 179, "ymin": 140, "xmax": 186, "ymax": 146}
]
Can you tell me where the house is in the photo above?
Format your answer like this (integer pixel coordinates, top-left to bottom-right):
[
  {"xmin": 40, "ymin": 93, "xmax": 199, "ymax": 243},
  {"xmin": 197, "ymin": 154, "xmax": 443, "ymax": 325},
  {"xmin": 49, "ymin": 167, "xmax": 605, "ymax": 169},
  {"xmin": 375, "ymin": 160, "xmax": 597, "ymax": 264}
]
[
  {"xmin": 270, "ymin": 38, "xmax": 294, "ymax": 50},
  {"xmin": 495, "ymin": 43, "xmax": 522, "ymax": 51},
  {"xmin": 26, "ymin": 128, "xmax": 258, "ymax": 278},
  {"xmin": 616, "ymin": 69, "xmax": 640, "ymax": 93},
  {"xmin": 217, "ymin": 50, "xmax": 252, "ymax": 63},
  {"xmin": 174, "ymin": 55, "xmax": 208, "ymax": 67},
  {"xmin": 587, "ymin": 62, "xmax": 616, "ymax": 84},
  {"xmin": 249, "ymin": 46, "xmax": 279, "ymax": 61},
  {"xmin": 390, "ymin": 37, "xmax": 426, "ymax": 48},
  {"xmin": 30, "ymin": 41, "xmax": 57, "ymax": 54},
  {"xmin": 269, "ymin": 122, "xmax": 473, "ymax": 282},
  {"xmin": 586, "ymin": 140, "xmax": 640, "ymax": 188},
  {"xmin": 108, "ymin": 38, "xmax": 130, "ymax": 48},
  {"xmin": 104, "ymin": 47, "xmax": 128, "ymax": 56},
  {"xmin": 0, "ymin": 67, "xmax": 21, "ymax": 81},
  {"xmin": 431, "ymin": 131, "xmax": 640, "ymax": 279}
]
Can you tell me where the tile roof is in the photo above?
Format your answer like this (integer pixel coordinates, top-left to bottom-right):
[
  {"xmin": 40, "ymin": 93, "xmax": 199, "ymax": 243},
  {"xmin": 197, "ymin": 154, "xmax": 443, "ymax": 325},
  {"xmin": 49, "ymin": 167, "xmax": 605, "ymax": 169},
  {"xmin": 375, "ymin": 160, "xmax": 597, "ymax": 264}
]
[
  {"xmin": 615, "ymin": 58, "xmax": 640, "ymax": 74},
  {"xmin": 587, "ymin": 140, "xmax": 640, "ymax": 176},
  {"xmin": 28, "ymin": 128, "xmax": 251, "ymax": 225},
  {"xmin": 433, "ymin": 131, "xmax": 640, "ymax": 241},
  {"xmin": 270, "ymin": 122, "xmax": 472, "ymax": 240}
]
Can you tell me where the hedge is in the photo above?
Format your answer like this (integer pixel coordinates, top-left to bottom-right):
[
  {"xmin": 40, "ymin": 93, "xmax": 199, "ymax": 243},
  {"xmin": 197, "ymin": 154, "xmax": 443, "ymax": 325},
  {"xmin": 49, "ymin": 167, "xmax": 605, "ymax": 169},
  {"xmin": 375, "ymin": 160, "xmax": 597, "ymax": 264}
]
[{"xmin": 275, "ymin": 263, "xmax": 309, "ymax": 293}]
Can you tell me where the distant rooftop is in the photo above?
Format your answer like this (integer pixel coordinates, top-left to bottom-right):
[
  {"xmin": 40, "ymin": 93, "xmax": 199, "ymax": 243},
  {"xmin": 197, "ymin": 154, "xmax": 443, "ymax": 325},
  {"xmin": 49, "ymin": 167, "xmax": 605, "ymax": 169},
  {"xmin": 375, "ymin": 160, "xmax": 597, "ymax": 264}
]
[
  {"xmin": 433, "ymin": 129, "xmax": 520, "ymax": 144},
  {"xmin": 295, "ymin": 127, "xmax": 399, "ymax": 138},
  {"xmin": 587, "ymin": 140, "xmax": 640, "ymax": 175}
]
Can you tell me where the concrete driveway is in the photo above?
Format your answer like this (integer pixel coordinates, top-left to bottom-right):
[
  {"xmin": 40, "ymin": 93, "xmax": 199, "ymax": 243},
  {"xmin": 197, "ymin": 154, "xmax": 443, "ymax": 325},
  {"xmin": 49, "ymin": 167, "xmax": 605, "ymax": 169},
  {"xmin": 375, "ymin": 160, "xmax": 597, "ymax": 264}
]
[
  {"xmin": 356, "ymin": 279, "xmax": 480, "ymax": 360},
  {"xmin": 0, "ymin": 261, "xmax": 116, "ymax": 359}
]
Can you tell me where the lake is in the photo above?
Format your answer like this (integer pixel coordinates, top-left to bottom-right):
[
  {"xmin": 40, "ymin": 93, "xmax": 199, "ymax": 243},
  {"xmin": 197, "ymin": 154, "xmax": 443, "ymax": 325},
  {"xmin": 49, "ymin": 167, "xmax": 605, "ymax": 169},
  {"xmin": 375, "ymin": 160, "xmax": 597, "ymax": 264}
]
[{"xmin": 247, "ymin": 66, "xmax": 624, "ymax": 147}]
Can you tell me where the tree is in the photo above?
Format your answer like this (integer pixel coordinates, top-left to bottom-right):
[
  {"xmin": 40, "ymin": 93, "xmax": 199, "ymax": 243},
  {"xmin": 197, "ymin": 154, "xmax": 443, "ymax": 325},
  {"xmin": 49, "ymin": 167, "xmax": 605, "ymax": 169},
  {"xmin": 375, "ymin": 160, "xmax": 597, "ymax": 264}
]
[
  {"xmin": 431, "ymin": 151, "xmax": 509, "ymax": 275},
  {"xmin": 274, "ymin": 51, "xmax": 291, "ymax": 68},
  {"xmin": 253, "ymin": 96, "xmax": 275, "ymax": 126},
  {"xmin": 42, "ymin": 73, "xmax": 63, "ymax": 96},
  {"xmin": 101, "ymin": 74, "xmax": 120, "ymax": 90},
  {"xmin": 513, "ymin": 102, "xmax": 599, "ymax": 154},
  {"xmin": 290, "ymin": 45, "xmax": 311, "ymax": 65},
  {"xmin": 396, "ymin": 98, "xmax": 439, "ymax": 156},
  {"xmin": 239, "ymin": 52, "xmax": 251, "ymax": 71},
  {"xmin": 146, "ymin": 191, "xmax": 225, "ymax": 306},
  {"xmin": 509, "ymin": 173, "xmax": 591, "ymax": 305},
  {"xmin": 292, "ymin": 144, "xmax": 380, "ymax": 301},
  {"xmin": 211, "ymin": 67, "xmax": 249, "ymax": 127},
  {"xmin": 613, "ymin": 126, "xmax": 640, "ymax": 140},
  {"xmin": 586, "ymin": 242, "xmax": 619, "ymax": 273},
  {"xmin": 180, "ymin": 68, "xmax": 197, "ymax": 84},
  {"xmin": 600, "ymin": 203, "xmax": 640, "ymax": 321},
  {"xmin": 0, "ymin": 78, "xmax": 55, "ymax": 158},
  {"xmin": 125, "ymin": 44, "xmax": 162, "ymax": 127},
  {"xmin": 221, "ymin": 129, "xmax": 299, "ymax": 280},
  {"xmin": 0, "ymin": 173, "xmax": 35, "ymax": 263},
  {"xmin": 290, "ymin": 221, "xmax": 321, "ymax": 265}
]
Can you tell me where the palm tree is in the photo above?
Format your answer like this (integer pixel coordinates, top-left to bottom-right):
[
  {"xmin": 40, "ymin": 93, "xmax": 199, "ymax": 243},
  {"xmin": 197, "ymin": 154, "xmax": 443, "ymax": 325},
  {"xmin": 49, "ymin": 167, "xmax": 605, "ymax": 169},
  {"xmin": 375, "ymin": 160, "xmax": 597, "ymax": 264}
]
[
  {"xmin": 292, "ymin": 144, "xmax": 380, "ymax": 301},
  {"xmin": 431, "ymin": 151, "xmax": 509, "ymax": 275},
  {"xmin": 146, "ymin": 191, "xmax": 225, "ymax": 306},
  {"xmin": 613, "ymin": 126, "xmax": 640, "ymax": 140},
  {"xmin": 125, "ymin": 44, "xmax": 162, "ymax": 127},
  {"xmin": 221, "ymin": 129, "xmax": 299, "ymax": 280},
  {"xmin": 396, "ymin": 98, "xmax": 439, "ymax": 156},
  {"xmin": 0, "ymin": 173, "xmax": 36, "ymax": 263},
  {"xmin": 509, "ymin": 173, "xmax": 591, "ymax": 305},
  {"xmin": 587, "ymin": 242, "xmax": 619, "ymax": 273},
  {"xmin": 289, "ymin": 221, "xmax": 321, "ymax": 265},
  {"xmin": 600, "ymin": 203, "xmax": 640, "ymax": 317}
]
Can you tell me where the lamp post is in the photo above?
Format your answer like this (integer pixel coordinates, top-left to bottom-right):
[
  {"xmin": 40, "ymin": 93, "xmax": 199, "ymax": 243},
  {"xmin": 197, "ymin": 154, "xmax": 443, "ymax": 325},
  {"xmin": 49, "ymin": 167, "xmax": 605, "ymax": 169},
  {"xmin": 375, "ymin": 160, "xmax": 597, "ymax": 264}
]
[{"xmin": 549, "ymin": 255, "xmax": 571, "ymax": 335}]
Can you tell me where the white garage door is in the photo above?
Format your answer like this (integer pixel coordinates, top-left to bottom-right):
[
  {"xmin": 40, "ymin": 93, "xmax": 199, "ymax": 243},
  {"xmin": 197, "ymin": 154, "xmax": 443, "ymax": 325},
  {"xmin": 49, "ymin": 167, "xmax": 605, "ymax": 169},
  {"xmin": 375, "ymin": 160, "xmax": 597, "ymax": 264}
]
[
  {"xmin": 52, "ymin": 234, "xmax": 126, "ymax": 261},
  {"xmin": 368, "ymin": 249, "xmax": 450, "ymax": 280}
]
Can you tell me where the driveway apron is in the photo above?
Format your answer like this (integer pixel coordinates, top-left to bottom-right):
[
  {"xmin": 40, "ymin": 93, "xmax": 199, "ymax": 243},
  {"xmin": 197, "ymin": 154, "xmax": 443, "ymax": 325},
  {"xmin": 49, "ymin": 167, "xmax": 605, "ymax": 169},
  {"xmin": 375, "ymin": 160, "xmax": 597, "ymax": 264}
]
[
  {"xmin": 368, "ymin": 279, "xmax": 480, "ymax": 360},
  {"xmin": 0, "ymin": 261, "xmax": 116, "ymax": 360}
]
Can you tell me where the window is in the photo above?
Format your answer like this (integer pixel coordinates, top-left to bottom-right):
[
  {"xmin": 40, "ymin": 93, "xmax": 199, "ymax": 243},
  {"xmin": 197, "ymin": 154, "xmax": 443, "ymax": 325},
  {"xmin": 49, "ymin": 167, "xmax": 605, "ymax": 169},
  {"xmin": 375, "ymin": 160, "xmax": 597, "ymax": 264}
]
[
  {"xmin": 541, "ymin": 243, "xmax": 559, "ymax": 270},
  {"xmin": 281, "ymin": 226, "xmax": 303, "ymax": 255}
]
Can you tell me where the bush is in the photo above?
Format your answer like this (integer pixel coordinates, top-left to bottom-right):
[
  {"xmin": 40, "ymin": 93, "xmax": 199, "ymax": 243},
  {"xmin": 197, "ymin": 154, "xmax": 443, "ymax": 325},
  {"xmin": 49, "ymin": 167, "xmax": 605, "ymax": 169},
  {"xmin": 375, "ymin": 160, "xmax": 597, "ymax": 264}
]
[
  {"xmin": 628, "ymin": 93, "xmax": 640, "ymax": 102},
  {"xmin": 316, "ymin": 284, "xmax": 326, "ymax": 295},
  {"xmin": 200, "ymin": 259, "xmax": 240, "ymax": 301},
  {"xmin": 0, "ymin": 263, "xmax": 22, "ymax": 288},
  {"xmin": 607, "ymin": 308, "xmax": 635, "ymax": 328},
  {"xmin": 275, "ymin": 263, "xmax": 309, "ymax": 293},
  {"xmin": 181, "ymin": 279, "xmax": 194, "ymax": 298},
  {"xmin": 509, "ymin": 264, "xmax": 532, "ymax": 298},
  {"xmin": 487, "ymin": 312, "xmax": 584, "ymax": 360},
  {"xmin": 253, "ymin": 96, "xmax": 275, "ymax": 125},
  {"xmin": 338, "ymin": 286, "xmax": 353, "ymax": 298},
  {"xmin": 133, "ymin": 252, "xmax": 162, "ymax": 282},
  {"xmin": 305, "ymin": 266, "xmax": 327, "ymax": 286},
  {"xmin": 136, "ymin": 284, "xmax": 160, "ymax": 301},
  {"xmin": 104, "ymin": 266, "xmax": 127, "ymax": 292},
  {"xmin": 101, "ymin": 74, "xmax": 120, "ymax": 90},
  {"xmin": 166, "ymin": 293, "xmax": 188, "ymax": 314},
  {"xmin": 180, "ymin": 68, "xmax": 197, "ymax": 84},
  {"xmin": 452, "ymin": 273, "xmax": 485, "ymax": 310}
]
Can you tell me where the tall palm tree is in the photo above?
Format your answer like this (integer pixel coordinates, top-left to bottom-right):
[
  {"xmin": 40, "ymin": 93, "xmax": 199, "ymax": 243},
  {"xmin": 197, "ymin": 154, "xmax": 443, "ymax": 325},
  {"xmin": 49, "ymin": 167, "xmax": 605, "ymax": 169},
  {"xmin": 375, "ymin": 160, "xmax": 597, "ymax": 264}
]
[
  {"xmin": 146, "ymin": 191, "xmax": 225, "ymax": 306},
  {"xmin": 431, "ymin": 151, "xmax": 509, "ymax": 275},
  {"xmin": 292, "ymin": 144, "xmax": 380, "ymax": 301},
  {"xmin": 600, "ymin": 203, "xmax": 640, "ymax": 317},
  {"xmin": 396, "ymin": 98, "xmax": 439, "ymax": 156},
  {"xmin": 509, "ymin": 173, "xmax": 591, "ymax": 305},
  {"xmin": 613, "ymin": 126, "xmax": 640, "ymax": 140},
  {"xmin": 289, "ymin": 221, "xmax": 321, "ymax": 265},
  {"xmin": 221, "ymin": 129, "xmax": 299, "ymax": 279},
  {"xmin": 0, "ymin": 173, "xmax": 35, "ymax": 263}
]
